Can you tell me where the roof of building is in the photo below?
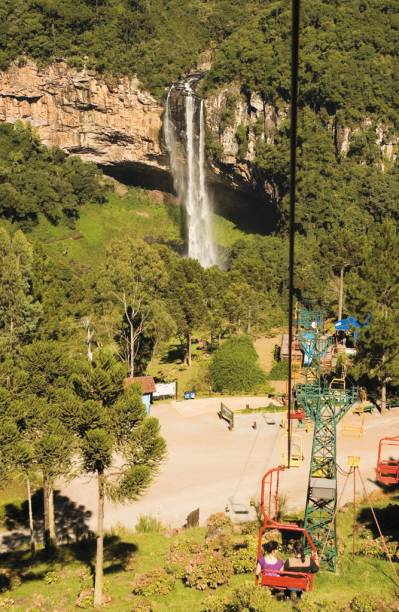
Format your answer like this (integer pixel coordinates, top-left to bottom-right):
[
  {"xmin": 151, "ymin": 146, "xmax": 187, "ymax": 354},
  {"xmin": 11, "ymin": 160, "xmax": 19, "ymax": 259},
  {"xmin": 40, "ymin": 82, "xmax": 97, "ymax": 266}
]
[{"xmin": 124, "ymin": 376, "xmax": 156, "ymax": 394}]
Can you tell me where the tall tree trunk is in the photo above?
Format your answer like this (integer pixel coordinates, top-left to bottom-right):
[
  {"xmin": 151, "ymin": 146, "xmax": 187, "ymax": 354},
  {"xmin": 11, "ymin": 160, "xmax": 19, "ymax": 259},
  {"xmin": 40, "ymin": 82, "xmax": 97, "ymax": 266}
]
[
  {"xmin": 87, "ymin": 326, "xmax": 93, "ymax": 362},
  {"xmin": 381, "ymin": 380, "xmax": 387, "ymax": 412},
  {"xmin": 129, "ymin": 321, "xmax": 134, "ymax": 378},
  {"xmin": 338, "ymin": 265, "xmax": 345, "ymax": 321},
  {"xmin": 43, "ymin": 479, "xmax": 56, "ymax": 551},
  {"xmin": 94, "ymin": 472, "xmax": 105, "ymax": 608},
  {"xmin": 27, "ymin": 477, "xmax": 35, "ymax": 554},
  {"xmin": 187, "ymin": 333, "xmax": 192, "ymax": 367}
]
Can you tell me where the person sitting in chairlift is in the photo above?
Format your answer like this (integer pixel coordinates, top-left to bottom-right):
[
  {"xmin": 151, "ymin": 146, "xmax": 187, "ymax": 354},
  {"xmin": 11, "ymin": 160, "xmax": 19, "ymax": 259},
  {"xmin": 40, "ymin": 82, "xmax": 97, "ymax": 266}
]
[
  {"xmin": 256, "ymin": 541, "xmax": 284, "ymax": 577},
  {"xmin": 283, "ymin": 541, "xmax": 319, "ymax": 600}
]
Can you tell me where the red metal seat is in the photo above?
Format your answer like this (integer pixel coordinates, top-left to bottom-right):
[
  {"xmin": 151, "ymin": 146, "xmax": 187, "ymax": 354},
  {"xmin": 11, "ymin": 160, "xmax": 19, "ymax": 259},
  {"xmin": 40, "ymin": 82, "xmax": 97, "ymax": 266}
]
[
  {"xmin": 261, "ymin": 570, "xmax": 314, "ymax": 591},
  {"xmin": 256, "ymin": 466, "xmax": 317, "ymax": 593},
  {"xmin": 289, "ymin": 407, "xmax": 305, "ymax": 420},
  {"xmin": 376, "ymin": 436, "xmax": 399, "ymax": 486}
]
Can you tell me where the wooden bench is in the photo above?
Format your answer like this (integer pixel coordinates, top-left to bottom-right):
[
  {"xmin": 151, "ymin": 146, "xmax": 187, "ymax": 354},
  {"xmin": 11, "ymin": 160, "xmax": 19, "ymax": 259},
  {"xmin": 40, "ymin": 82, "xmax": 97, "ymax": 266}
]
[{"xmin": 218, "ymin": 402, "xmax": 234, "ymax": 430}]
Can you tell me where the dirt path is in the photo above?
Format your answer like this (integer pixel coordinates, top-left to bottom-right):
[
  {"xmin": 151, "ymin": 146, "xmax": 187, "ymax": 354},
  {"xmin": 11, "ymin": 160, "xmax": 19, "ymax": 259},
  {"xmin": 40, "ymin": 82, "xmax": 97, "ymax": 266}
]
[
  {"xmin": 59, "ymin": 398, "xmax": 399, "ymax": 532},
  {"xmin": 254, "ymin": 334, "xmax": 281, "ymax": 373}
]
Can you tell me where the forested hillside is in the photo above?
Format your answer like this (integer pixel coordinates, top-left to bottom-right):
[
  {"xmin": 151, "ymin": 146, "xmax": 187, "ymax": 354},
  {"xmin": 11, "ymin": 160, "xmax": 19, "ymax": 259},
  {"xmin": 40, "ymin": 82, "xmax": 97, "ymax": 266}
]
[{"xmin": 1, "ymin": 0, "xmax": 398, "ymax": 114}]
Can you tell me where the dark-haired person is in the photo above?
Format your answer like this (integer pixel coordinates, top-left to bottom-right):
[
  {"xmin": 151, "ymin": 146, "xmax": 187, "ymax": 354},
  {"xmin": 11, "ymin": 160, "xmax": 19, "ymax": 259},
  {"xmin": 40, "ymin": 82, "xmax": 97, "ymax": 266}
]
[
  {"xmin": 283, "ymin": 540, "xmax": 319, "ymax": 600},
  {"xmin": 256, "ymin": 540, "xmax": 284, "ymax": 577}
]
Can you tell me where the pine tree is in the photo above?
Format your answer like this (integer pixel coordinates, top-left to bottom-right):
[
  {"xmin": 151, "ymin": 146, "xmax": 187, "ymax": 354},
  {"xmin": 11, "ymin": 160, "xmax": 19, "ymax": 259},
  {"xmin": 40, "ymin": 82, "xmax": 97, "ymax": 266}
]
[{"xmin": 73, "ymin": 356, "xmax": 166, "ymax": 607}]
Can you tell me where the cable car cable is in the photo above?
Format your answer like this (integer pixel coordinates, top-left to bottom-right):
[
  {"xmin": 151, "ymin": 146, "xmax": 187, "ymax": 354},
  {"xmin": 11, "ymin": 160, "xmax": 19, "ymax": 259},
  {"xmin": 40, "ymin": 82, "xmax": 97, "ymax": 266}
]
[{"xmin": 287, "ymin": 0, "xmax": 301, "ymax": 467}]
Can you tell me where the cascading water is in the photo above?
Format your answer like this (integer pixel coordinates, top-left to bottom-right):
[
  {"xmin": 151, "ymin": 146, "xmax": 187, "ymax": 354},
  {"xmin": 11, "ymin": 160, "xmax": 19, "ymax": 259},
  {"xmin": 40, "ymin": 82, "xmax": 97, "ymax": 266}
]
[{"xmin": 164, "ymin": 77, "xmax": 218, "ymax": 268}]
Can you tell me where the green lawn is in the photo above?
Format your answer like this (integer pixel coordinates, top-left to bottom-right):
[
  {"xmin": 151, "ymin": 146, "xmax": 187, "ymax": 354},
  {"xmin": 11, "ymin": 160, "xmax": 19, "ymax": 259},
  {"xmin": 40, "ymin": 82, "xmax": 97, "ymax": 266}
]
[{"xmin": 29, "ymin": 189, "xmax": 182, "ymax": 268}]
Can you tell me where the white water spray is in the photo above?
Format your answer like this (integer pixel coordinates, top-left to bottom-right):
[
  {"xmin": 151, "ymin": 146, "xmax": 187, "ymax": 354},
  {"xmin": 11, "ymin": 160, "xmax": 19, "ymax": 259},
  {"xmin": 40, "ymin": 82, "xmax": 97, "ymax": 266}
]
[{"xmin": 164, "ymin": 78, "xmax": 217, "ymax": 268}]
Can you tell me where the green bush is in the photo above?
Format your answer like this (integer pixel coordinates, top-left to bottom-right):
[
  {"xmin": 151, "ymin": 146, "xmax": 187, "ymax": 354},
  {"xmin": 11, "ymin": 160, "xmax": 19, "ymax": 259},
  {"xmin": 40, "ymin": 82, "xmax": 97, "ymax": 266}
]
[
  {"xmin": 202, "ymin": 581, "xmax": 273, "ymax": 611},
  {"xmin": 165, "ymin": 539, "xmax": 202, "ymax": 578},
  {"xmin": 135, "ymin": 515, "xmax": 165, "ymax": 534},
  {"xmin": 346, "ymin": 595, "xmax": 381, "ymax": 612},
  {"xmin": 205, "ymin": 513, "xmax": 233, "ymax": 552},
  {"xmin": 184, "ymin": 550, "xmax": 233, "ymax": 590},
  {"xmin": 132, "ymin": 569, "xmax": 175, "ymax": 597},
  {"xmin": 228, "ymin": 535, "xmax": 258, "ymax": 574},
  {"xmin": 210, "ymin": 336, "xmax": 266, "ymax": 394},
  {"xmin": 267, "ymin": 360, "xmax": 289, "ymax": 380}
]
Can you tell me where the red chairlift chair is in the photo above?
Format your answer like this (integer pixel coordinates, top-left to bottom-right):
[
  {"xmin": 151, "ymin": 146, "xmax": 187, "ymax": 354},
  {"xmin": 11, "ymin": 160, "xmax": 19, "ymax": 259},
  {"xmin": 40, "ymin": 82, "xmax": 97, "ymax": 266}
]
[
  {"xmin": 290, "ymin": 407, "xmax": 305, "ymax": 420},
  {"xmin": 256, "ymin": 465, "xmax": 317, "ymax": 592},
  {"xmin": 376, "ymin": 436, "xmax": 399, "ymax": 486}
]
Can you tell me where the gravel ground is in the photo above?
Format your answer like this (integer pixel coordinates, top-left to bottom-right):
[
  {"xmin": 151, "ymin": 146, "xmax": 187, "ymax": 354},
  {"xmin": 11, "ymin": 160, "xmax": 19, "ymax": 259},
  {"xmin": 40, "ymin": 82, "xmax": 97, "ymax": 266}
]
[{"xmin": 59, "ymin": 398, "xmax": 399, "ymax": 531}]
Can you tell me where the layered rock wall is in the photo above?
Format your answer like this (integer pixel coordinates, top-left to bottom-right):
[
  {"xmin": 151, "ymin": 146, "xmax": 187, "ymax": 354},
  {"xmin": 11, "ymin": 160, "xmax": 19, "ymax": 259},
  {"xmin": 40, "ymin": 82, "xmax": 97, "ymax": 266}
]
[{"xmin": 0, "ymin": 59, "xmax": 165, "ymax": 170}]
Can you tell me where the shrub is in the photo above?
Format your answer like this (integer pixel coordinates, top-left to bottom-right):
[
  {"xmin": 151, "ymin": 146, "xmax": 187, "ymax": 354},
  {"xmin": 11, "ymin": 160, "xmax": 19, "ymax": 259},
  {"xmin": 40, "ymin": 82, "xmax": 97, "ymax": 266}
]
[
  {"xmin": 202, "ymin": 581, "xmax": 273, "ymax": 611},
  {"xmin": 228, "ymin": 535, "xmax": 258, "ymax": 574},
  {"xmin": 165, "ymin": 539, "xmax": 202, "ymax": 578},
  {"xmin": 210, "ymin": 336, "xmax": 266, "ymax": 393},
  {"xmin": 267, "ymin": 360, "xmax": 289, "ymax": 379},
  {"xmin": 184, "ymin": 550, "xmax": 233, "ymax": 590},
  {"xmin": 131, "ymin": 597, "xmax": 154, "ymax": 612},
  {"xmin": 205, "ymin": 513, "xmax": 233, "ymax": 552},
  {"xmin": 346, "ymin": 595, "xmax": 382, "ymax": 612},
  {"xmin": 135, "ymin": 515, "xmax": 165, "ymax": 534},
  {"xmin": 132, "ymin": 569, "xmax": 175, "ymax": 597},
  {"xmin": 44, "ymin": 571, "xmax": 59, "ymax": 585},
  {"xmin": 206, "ymin": 513, "xmax": 233, "ymax": 535}
]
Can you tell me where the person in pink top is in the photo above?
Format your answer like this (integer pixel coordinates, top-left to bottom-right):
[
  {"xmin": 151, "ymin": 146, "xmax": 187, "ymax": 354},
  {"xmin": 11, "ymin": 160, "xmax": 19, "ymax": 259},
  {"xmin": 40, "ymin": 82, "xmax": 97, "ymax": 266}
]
[{"xmin": 256, "ymin": 541, "xmax": 284, "ymax": 577}]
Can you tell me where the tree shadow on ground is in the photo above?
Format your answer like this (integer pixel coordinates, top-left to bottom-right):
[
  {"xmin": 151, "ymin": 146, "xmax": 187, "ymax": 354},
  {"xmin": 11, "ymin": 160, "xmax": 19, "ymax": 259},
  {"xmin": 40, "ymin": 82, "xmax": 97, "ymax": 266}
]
[
  {"xmin": 70, "ymin": 535, "xmax": 138, "ymax": 575},
  {"xmin": 3, "ymin": 489, "xmax": 93, "ymax": 551},
  {"xmin": 0, "ymin": 535, "xmax": 138, "ymax": 594},
  {"xmin": 2, "ymin": 489, "xmax": 137, "ymax": 569},
  {"xmin": 357, "ymin": 501, "xmax": 399, "ymax": 540},
  {"xmin": 161, "ymin": 343, "xmax": 185, "ymax": 364}
]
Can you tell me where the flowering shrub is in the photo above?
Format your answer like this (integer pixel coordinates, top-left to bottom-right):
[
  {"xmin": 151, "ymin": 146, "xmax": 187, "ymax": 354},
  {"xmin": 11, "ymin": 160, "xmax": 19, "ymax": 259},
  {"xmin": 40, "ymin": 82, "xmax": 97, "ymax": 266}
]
[
  {"xmin": 165, "ymin": 539, "xmax": 202, "ymax": 578},
  {"xmin": 132, "ymin": 569, "xmax": 175, "ymax": 597},
  {"xmin": 184, "ymin": 550, "xmax": 233, "ymax": 590},
  {"xmin": 205, "ymin": 513, "xmax": 233, "ymax": 552}
]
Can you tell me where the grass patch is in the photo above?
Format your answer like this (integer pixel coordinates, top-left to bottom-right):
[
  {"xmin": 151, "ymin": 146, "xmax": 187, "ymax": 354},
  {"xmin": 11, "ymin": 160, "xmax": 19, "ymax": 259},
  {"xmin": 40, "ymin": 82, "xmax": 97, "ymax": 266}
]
[
  {"xmin": 237, "ymin": 405, "xmax": 285, "ymax": 414},
  {"xmin": 29, "ymin": 188, "xmax": 182, "ymax": 268}
]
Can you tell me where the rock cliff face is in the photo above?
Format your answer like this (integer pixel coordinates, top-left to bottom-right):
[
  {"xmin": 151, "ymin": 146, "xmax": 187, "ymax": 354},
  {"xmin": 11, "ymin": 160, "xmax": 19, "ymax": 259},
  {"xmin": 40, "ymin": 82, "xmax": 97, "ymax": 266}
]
[
  {"xmin": 0, "ymin": 61, "xmax": 397, "ymax": 198},
  {"xmin": 0, "ymin": 59, "xmax": 166, "ymax": 175},
  {"xmin": 205, "ymin": 82, "xmax": 398, "ymax": 193}
]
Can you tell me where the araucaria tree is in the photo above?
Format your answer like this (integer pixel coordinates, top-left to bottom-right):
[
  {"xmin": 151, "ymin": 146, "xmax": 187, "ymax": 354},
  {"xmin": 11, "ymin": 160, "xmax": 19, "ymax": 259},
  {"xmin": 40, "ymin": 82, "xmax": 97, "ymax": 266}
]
[{"xmin": 73, "ymin": 355, "xmax": 166, "ymax": 607}]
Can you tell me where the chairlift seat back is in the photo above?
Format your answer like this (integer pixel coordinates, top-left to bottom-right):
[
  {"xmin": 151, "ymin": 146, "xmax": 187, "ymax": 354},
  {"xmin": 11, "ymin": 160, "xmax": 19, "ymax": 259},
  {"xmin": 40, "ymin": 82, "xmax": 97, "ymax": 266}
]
[{"xmin": 261, "ymin": 571, "xmax": 314, "ymax": 592}]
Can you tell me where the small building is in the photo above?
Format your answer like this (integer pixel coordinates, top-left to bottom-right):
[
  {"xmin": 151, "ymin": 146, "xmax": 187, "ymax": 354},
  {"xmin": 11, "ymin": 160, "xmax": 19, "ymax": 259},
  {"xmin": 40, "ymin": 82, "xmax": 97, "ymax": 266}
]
[
  {"xmin": 280, "ymin": 334, "xmax": 302, "ymax": 363},
  {"xmin": 124, "ymin": 376, "xmax": 156, "ymax": 415}
]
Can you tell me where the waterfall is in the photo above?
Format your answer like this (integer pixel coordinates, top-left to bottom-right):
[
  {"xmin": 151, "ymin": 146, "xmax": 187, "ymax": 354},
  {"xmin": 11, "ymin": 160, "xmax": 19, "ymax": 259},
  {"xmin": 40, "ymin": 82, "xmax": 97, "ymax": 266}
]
[{"xmin": 164, "ymin": 78, "xmax": 218, "ymax": 268}]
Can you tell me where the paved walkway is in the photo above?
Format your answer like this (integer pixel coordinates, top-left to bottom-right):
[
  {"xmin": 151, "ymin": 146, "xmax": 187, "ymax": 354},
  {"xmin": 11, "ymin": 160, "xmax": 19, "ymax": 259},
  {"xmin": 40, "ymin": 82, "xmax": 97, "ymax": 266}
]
[{"xmin": 59, "ymin": 398, "xmax": 399, "ymax": 531}]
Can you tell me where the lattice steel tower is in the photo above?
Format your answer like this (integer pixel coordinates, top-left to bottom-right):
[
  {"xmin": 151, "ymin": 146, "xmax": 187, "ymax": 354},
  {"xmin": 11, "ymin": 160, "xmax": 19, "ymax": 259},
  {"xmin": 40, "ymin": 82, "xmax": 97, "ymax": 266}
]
[{"xmin": 295, "ymin": 308, "xmax": 358, "ymax": 571}]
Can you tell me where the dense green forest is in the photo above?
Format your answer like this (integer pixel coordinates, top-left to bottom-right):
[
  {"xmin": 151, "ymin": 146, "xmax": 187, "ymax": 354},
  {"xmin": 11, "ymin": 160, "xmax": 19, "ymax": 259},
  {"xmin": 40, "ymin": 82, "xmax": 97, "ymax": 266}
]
[{"xmin": 1, "ymin": 0, "xmax": 398, "ymax": 119}]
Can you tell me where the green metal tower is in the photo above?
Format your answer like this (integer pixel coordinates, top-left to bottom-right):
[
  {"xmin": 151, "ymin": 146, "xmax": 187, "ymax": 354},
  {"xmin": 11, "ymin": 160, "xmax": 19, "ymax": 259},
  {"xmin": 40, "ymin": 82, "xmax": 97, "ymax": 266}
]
[
  {"xmin": 295, "ymin": 308, "xmax": 358, "ymax": 571},
  {"xmin": 302, "ymin": 386, "xmax": 358, "ymax": 570}
]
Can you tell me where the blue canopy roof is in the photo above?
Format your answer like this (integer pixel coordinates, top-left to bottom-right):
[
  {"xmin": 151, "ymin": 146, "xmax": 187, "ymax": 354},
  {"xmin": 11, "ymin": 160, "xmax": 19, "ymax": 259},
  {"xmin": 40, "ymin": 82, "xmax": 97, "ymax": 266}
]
[{"xmin": 334, "ymin": 316, "xmax": 362, "ymax": 331}]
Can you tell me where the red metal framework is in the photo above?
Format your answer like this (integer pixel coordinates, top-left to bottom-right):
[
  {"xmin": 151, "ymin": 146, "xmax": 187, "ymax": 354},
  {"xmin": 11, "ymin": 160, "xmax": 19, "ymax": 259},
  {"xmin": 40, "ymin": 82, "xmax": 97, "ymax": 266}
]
[
  {"xmin": 376, "ymin": 436, "xmax": 399, "ymax": 486},
  {"xmin": 257, "ymin": 466, "xmax": 317, "ymax": 592}
]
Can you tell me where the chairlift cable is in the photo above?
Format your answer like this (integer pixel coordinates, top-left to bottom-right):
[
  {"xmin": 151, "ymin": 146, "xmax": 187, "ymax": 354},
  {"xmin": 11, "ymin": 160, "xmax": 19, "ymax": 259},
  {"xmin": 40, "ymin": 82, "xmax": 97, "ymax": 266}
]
[
  {"xmin": 287, "ymin": 0, "xmax": 301, "ymax": 468},
  {"xmin": 232, "ymin": 413, "xmax": 265, "ymax": 500},
  {"xmin": 357, "ymin": 468, "xmax": 399, "ymax": 584},
  {"xmin": 319, "ymin": 470, "xmax": 352, "ymax": 559}
]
